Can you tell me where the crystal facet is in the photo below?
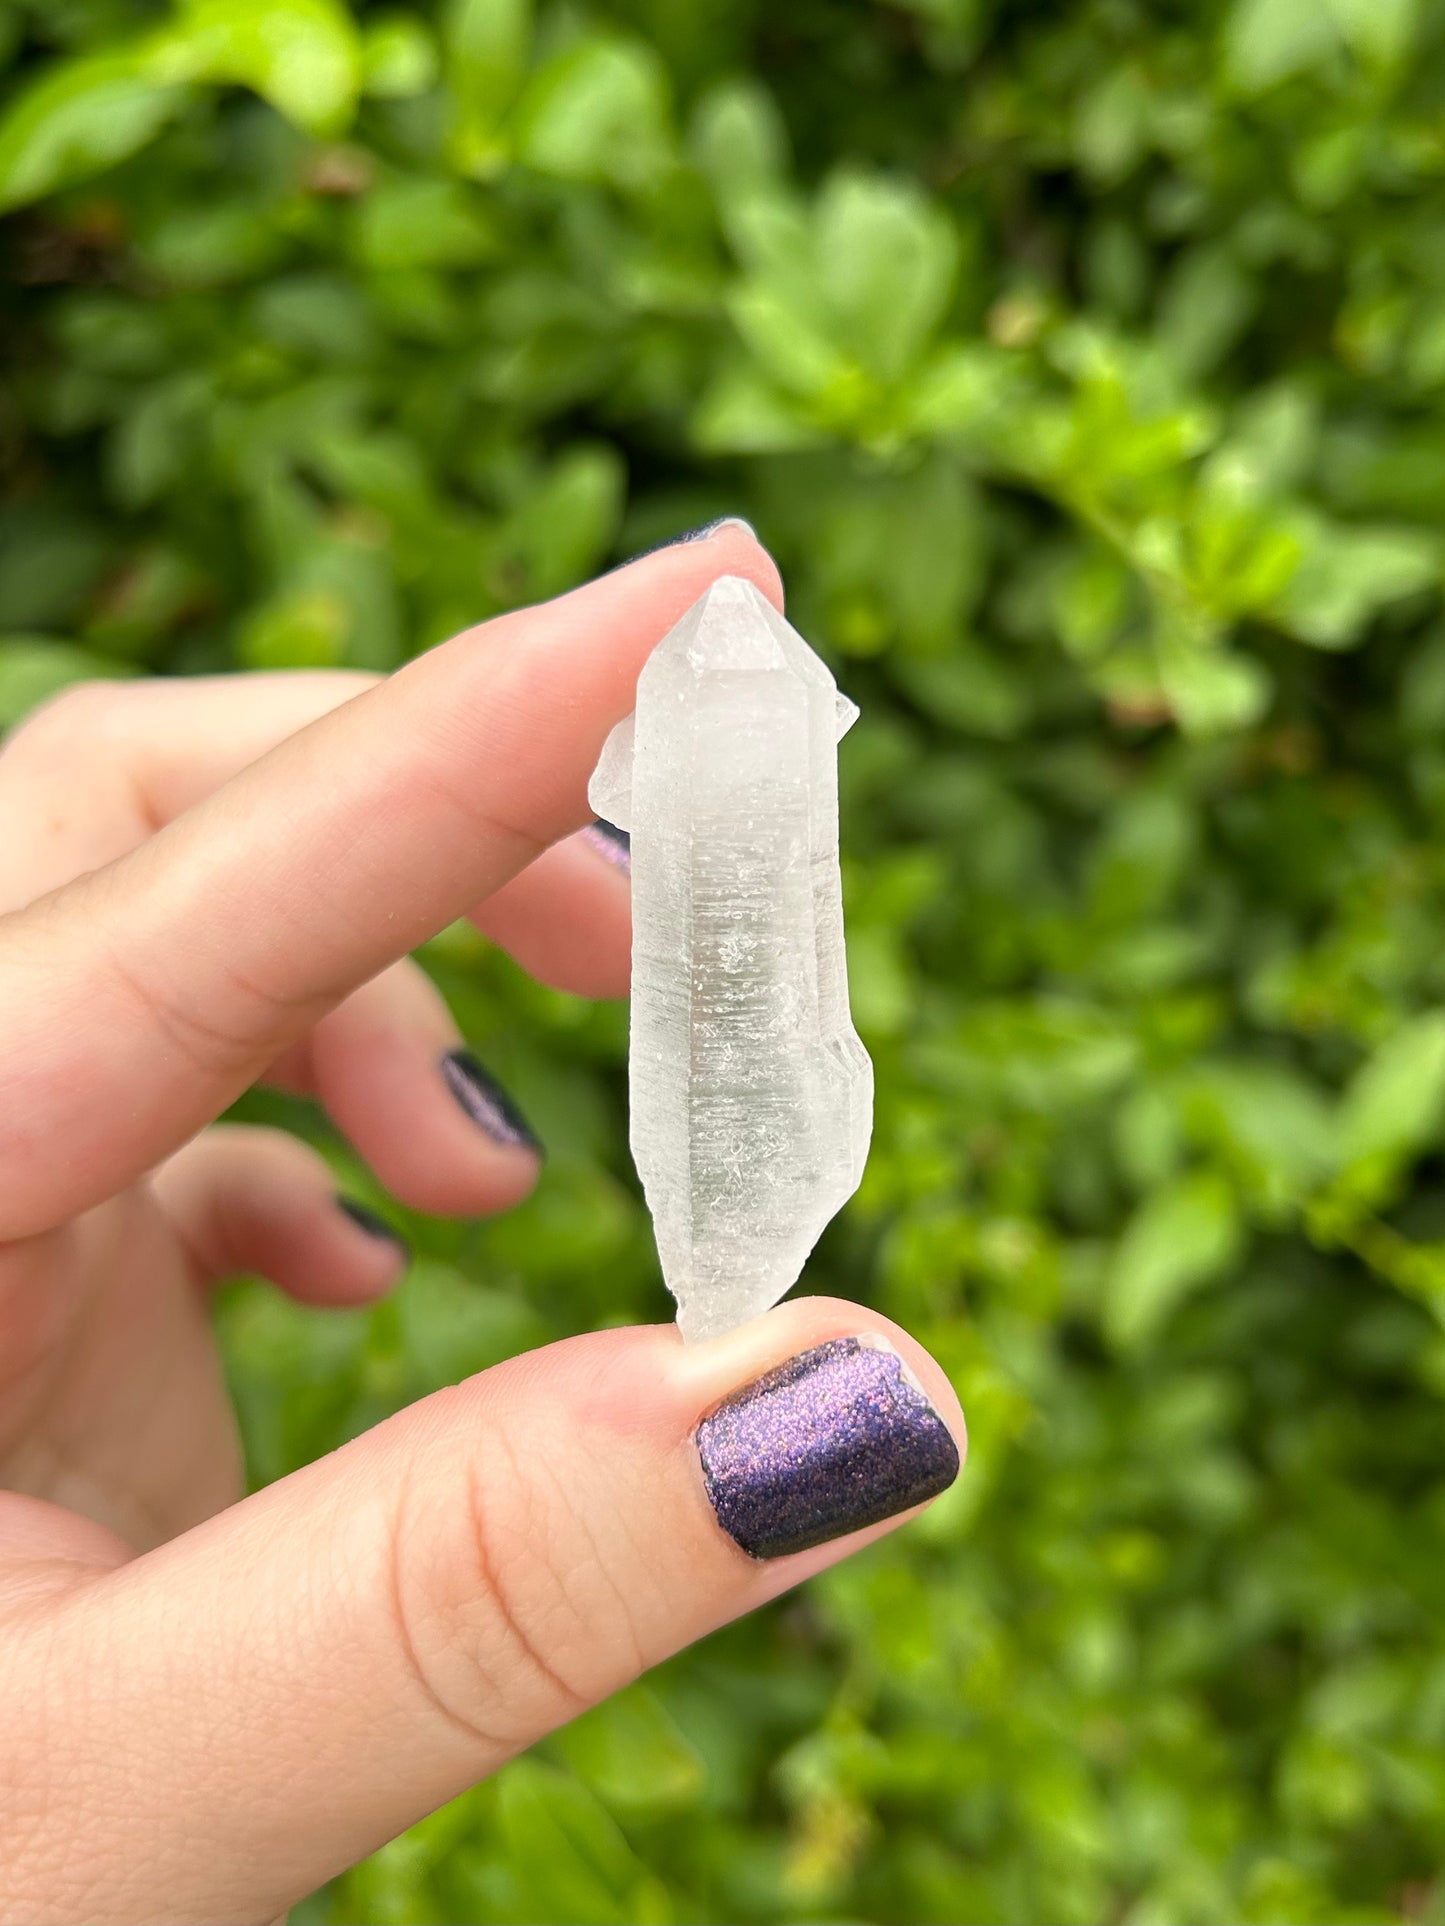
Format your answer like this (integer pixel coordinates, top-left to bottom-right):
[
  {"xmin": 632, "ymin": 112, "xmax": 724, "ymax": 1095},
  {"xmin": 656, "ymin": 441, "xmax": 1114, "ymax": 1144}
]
[{"xmin": 588, "ymin": 575, "xmax": 874, "ymax": 1342}]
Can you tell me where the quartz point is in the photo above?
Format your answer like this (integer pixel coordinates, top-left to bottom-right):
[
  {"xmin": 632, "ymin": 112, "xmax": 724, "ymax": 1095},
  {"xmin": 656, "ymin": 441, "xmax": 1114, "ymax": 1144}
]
[{"xmin": 588, "ymin": 574, "xmax": 873, "ymax": 1343}]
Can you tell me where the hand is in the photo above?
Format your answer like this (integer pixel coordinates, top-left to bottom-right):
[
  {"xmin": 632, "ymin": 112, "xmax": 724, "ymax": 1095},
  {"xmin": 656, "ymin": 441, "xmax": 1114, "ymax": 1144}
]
[{"xmin": 0, "ymin": 525, "xmax": 964, "ymax": 1925}]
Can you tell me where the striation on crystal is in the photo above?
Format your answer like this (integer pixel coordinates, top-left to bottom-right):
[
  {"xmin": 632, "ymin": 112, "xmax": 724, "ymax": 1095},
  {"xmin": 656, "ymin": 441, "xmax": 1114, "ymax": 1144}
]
[{"xmin": 588, "ymin": 574, "xmax": 873, "ymax": 1342}]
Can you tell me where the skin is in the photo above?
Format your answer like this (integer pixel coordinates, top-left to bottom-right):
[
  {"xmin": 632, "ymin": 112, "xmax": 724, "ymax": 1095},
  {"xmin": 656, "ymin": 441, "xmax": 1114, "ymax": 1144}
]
[{"xmin": 0, "ymin": 525, "xmax": 966, "ymax": 1925}]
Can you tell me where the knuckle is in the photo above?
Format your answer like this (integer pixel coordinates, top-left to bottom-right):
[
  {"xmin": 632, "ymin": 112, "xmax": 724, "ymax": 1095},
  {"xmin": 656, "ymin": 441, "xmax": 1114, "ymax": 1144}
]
[
  {"xmin": 404, "ymin": 759, "xmax": 549, "ymax": 872},
  {"xmin": 99, "ymin": 948, "xmax": 260, "ymax": 1082},
  {"xmin": 385, "ymin": 1418, "xmax": 647, "ymax": 1756},
  {"xmin": 4, "ymin": 680, "xmax": 128, "ymax": 757},
  {"xmin": 100, "ymin": 939, "xmax": 326, "ymax": 1083}
]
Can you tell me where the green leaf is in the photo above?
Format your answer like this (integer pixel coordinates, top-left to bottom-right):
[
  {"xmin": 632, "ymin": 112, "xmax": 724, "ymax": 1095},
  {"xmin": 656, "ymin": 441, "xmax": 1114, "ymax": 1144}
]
[
  {"xmin": 1220, "ymin": 383, "xmax": 1320, "ymax": 496},
  {"xmin": 1114, "ymin": 1083, "xmax": 1187, "ymax": 1192},
  {"xmin": 359, "ymin": 13, "xmax": 439, "ymax": 99},
  {"xmin": 727, "ymin": 282, "xmax": 853, "ymax": 399},
  {"xmin": 163, "ymin": 0, "xmax": 360, "ymax": 136},
  {"xmin": 1400, "ymin": 632, "xmax": 1445, "ymax": 738},
  {"xmin": 1186, "ymin": 487, "xmax": 1302, "ymax": 616},
  {"xmin": 1051, "ymin": 543, "xmax": 1132, "ymax": 661},
  {"xmin": 1105, "ymin": 1170, "xmax": 1242, "ymax": 1349},
  {"xmin": 107, "ymin": 371, "xmax": 212, "ymax": 507},
  {"xmin": 1156, "ymin": 243, "xmax": 1254, "ymax": 379},
  {"xmin": 903, "ymin": 343, "xmax": 1009, "ymax": 441},
  {"xmin": 1074, "ymin": 65, "xmax": 1151, "ymax": 185},
  {"xmin": 1158, "ymin": 643, "xmax": 1272, "ymax": 737},
  {"xmin": 237, "ymin": 585, "xmax": 350, "ymax": 668},
  {"xmin": 0, "ymin": 636, "xmax": 137, "ymax": 728},
  {"xmin": 721, "ymin": 193, "xmax": 811, "ymax": 281},
  {"xmin": 553, "ymin": 1685, "xmax": 706, "ymax": 1818},
  {"xmin": 1338, "ymin": 1013, "xmax": 1445, "ymax": 1165},
  {"xmin": 251, "ymin": 273, "xmax": 377, "ymax": 362},
  {"xmin": 1279, "ymin": 517, "xmax": 1440, "ymax": 648},
  {"xmin": 815, "ymin": 168, "xmax": 958, "ymax": 383},
  {"xmin": 692, "ymin": 364, "xmax": 827, "ymax": 454},
  {"xmin": 496, "ymin": 1760, "xmax": 665, "ymax": 1926},
  {"xmin": 931, "ymin": 999, "xmax": 1140, "ymax": 1114},
  {"xmin": 396, "ymin": 1262, "xmax": 547, "ymax": 1387},
  {"xmin": 1226, "ymin": 0, "xmax": 1338, "ymax": 91},
  {"xmin": 444, "ymin": 0, "xmax": 531, "ymax": 178},
  {"xmin": 138, "ymin": 202, "xmax": 285, "ymax": 288},
  {"xmin": 352, "ymin": 175, "xmax": 496, "ymax": 270},
  {"xmin": 0, "ymin": 47, "xmax": 189, "ymax": 212},
  {"xmin": 498, "ymin": 445, "xmax": 625, "ymax": 600},
  {"xmin": 846, "ymin": 922, "xmax": 914, "ymax": 1035},
  {"xmin": 0, "ymin": 7, "xmax": 22, "ymax": 76},
  {"xmin": 517, "ymin": 35, "xmax": 672, "ymax": 190},
  {"xmin": 1185, "ymin": 1060, "xmax": 1337, "ymax": 1209},
  {"xmin": 0, "ymin": 516, "xmax": 113, "ymax": 631},
  {"xmin": 690, "ymin": 77, "xmax": 789, "ymax": 201},
  {"xmin": 1328, "ymin": 0, "xmax": 1419, "ymax": 68},
  {"xmin": 1233, "ymin": 0, "xmax": 1425, "ymax": 95},
  {"xmin": 893, "ymin": 650, "xmax": 1030, "ymax": 738}
]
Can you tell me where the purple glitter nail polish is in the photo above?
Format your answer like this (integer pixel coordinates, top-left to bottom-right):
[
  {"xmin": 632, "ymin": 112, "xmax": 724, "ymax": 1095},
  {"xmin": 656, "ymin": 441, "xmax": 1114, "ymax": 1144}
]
[
  {"xmin": 695, "ymin": 1337, "xmax": 960, "ymax": 1560},
  {"xmin": 581, "ymin": 817, "xmax": 631, "ymax": 874},
  {"xmin": 439, "ymin": 1050, "xmax": 542, "ymax": 1154}
]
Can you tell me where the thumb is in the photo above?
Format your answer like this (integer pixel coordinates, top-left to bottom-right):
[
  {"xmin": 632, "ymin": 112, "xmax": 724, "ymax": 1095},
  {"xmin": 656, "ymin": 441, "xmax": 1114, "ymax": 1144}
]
[{"xmin": 5, "ymin": 1299, "xmax": 963, "ymax": 1926}]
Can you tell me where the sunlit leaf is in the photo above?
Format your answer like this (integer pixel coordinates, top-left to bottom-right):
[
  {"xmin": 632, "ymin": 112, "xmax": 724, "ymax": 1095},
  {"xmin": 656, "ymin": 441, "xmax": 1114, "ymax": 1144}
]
[
  {"xmin": 517, "ymin": 35, "xmax": 672, "ymax": 189},
  {"xmin": 167, "ymin": 0, "xmax": 361, "ymax": 135},
  {"xmin": 0, "ymin": 47, "xmax": 188, "ymax": 211},
  {"xmin": 1339, "ymin": 1013, "xmax": 1445, "ymax": 1165}
]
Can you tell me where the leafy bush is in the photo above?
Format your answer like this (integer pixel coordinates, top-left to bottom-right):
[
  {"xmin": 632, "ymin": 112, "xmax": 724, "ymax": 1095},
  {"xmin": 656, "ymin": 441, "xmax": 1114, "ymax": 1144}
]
[{"xmin": 4, "ymin": 0, "xmax": 1445, "ymax": 1919}]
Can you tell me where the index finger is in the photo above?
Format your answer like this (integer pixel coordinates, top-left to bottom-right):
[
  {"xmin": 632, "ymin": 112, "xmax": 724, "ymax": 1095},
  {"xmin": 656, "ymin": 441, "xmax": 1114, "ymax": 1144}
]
[{"xmin": 0, "ymin": 525, "xmax": 780, "ymax": 1238}]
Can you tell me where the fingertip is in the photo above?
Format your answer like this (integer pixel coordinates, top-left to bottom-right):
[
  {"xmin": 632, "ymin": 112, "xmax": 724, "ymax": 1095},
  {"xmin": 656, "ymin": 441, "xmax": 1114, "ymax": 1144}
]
[
  {"xmin": 436, "ymin": 1049, "xmax": 545, "ymax": 1168},
  {"xmin": 814, "ymin": 1299, "xmax": 967, "ymax": 1463},
  {"xmin": 472, "ymin": 829, "xmax": 631, "ymax": 998},
  {"xmin": 669, "ymin": 1294, "xmax": 965, "ymax": 1462},
  {"xmin": 710, "ymin": 518, "xmax": 786, "ymax": 613},
  {"xmin": 579, "ymin": 818, "xmax": 631, "ymax": 877},
  {"xmin": 154, "ymin": 1126, "xmax": 413, "ymax": 1308},
  {"xmin": 304, "ymin": 975, "xmax": 548, "ymax": 1222},
  {"xmin": 437, "ymin": 1138, "xmax": 543, "ymax": 1219},
  {"xmin": 333, "ymin": 1196, "xmax": 413, "ymax": 1300},
  {"xmin": 650, "ymin": 516, "xmax": 785, "ymax": 614},
  {"xmin": 681, "ymin": 1304, "xmax": 964, "ymax": 1565}
]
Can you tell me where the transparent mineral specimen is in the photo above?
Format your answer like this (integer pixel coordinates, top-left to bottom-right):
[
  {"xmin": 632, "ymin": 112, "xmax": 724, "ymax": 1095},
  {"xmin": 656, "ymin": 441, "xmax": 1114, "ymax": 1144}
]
[{"xmin": 588, "ymin": 574, "xmax": 873, "ymax": 1342}]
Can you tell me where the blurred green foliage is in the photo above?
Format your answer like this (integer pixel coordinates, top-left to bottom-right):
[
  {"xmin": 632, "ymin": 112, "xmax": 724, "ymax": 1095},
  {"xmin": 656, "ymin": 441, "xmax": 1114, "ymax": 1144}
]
[{"xmin": 4, "ymin": 0, "xmax": 1445, "ymax": 1918}]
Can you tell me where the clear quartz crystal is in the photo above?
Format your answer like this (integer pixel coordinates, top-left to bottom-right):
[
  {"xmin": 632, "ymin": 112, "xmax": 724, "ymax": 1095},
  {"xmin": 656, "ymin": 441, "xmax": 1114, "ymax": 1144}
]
[{"xmin": 588, "ymin": 574, "xmax": 873, "ymax": 1342}]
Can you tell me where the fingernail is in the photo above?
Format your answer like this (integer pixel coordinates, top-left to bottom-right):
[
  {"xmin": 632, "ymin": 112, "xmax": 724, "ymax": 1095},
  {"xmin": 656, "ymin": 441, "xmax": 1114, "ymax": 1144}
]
[
  {"xmin": 691, "ymin": 515, "xmax": 756, "ymax": 542},
  {"xmin": 440, "ymin": 1049, "xmax": 543, "ymax": 1155},
  {"xmin": 696, "ymin": 1336, "xmax": 960, "ymax": 1561},
  {"xmin": 336, "ymin": 1196, "xmax": 411, "ymax": 1261},
  {"xmin": 628, "ymin": 516, "xmax": 756, "ymax": 561},
  {"xmin": 581, "ymin": 817, "xmax": 631, "ymax": 874}
]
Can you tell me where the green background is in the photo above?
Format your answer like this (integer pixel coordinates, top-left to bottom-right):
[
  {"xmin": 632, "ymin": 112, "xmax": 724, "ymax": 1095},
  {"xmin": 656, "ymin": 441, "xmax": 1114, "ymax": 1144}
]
[{"xmin": 3, "ymin": 0, "xmax": 1445, "ymax": 1919}]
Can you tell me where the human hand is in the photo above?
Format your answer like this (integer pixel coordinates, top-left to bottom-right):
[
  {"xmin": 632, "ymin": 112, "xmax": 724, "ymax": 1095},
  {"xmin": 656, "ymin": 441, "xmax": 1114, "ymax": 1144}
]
[{"xmin": 0, "ymin": 524, "xmax": 964, "ymax": 1924}]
